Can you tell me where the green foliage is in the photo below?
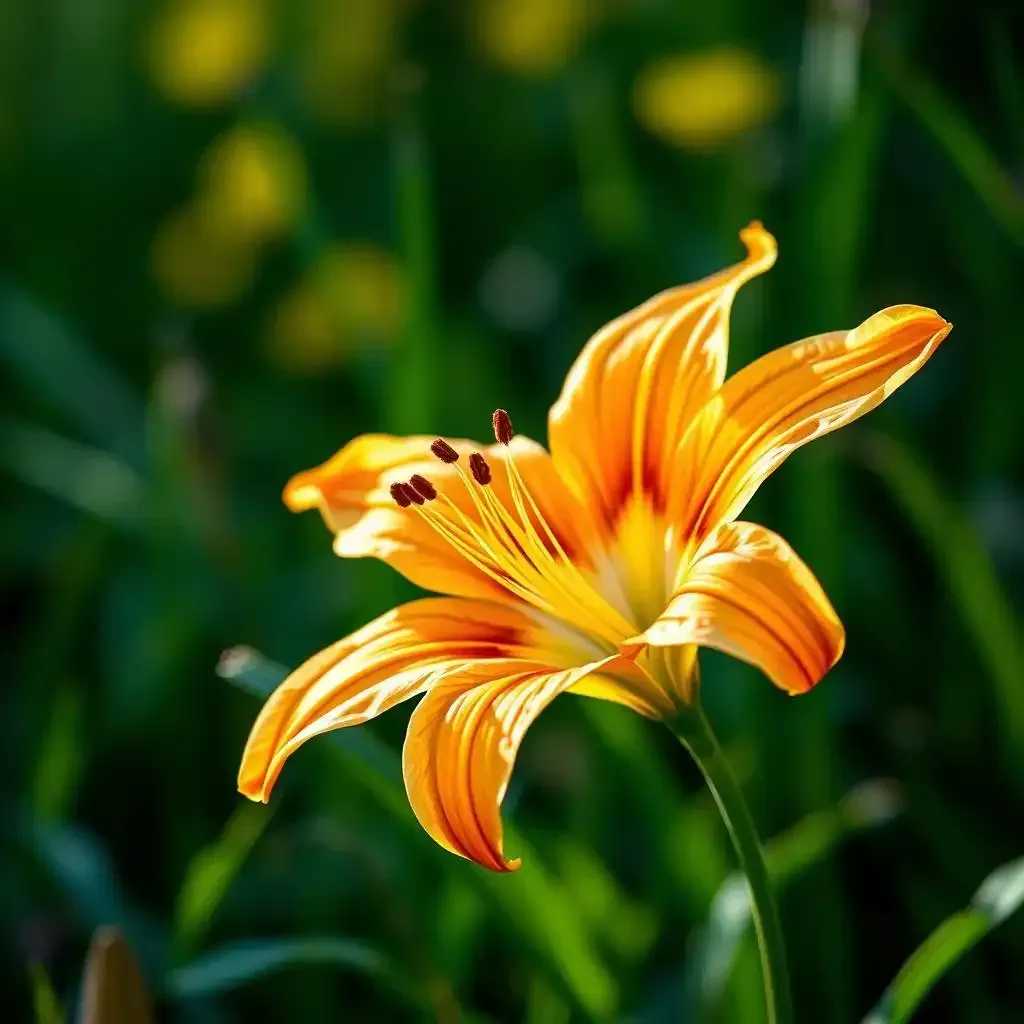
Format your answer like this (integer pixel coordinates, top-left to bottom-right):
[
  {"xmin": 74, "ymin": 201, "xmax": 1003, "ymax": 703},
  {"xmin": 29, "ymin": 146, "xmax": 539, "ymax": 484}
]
[
  {"xmin": 219, "ymin": 646, "xmax": 619, "ymax": 1020},
  {"xmin": 173, "ymin": 803, "xmax": 274, "ymax": 957},
  {"xmin": 871, "ymin": 37, "xmax": 1024, "ymax": 249},
  {"xmin": 2, "ymin": 1, "xmax": 1022, "ymax": 1020},
  {"xmin": 863, "ymin": 857, "xmax": 1024, "ymax": 1023},
  {"xmin": 29, "ymin": 964, "xmax": 63, "ymax": 1024},
  {"xmin": 166, "ymin": 936, "xmax": 418, "ymax": 1005},
  {"xmin": 31, "ymin": 685, "xmax": 86, "ymax": 822},
  {"xmin": 688, "ymin": 780, "xmax": 905, "ymax": 1019},
  {"xmin": 858, "ymin": 433, "xmax": 1024, "ymax": 775}
]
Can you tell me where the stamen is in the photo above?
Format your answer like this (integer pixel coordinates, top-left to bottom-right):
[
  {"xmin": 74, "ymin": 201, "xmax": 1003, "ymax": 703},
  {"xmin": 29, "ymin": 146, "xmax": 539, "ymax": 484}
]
[
  {"xmin": 409, "ymin": 473, "xmax": 438, "ymax": 501},
  {"xmin": 398, "ymin": 416, "xmax": 642, "ymax": 649},
  {"xmin": 431, "ymin": 438, "xmax": 459, "ymax": 464},
  {"xmin": 468, "ymin": 452, "xmax": 492, "ymax": 485},
  {"xmin": 492, "ymin": 409, "xmax": 514, "ymax": 446},
  {"xmin": 492, "ymin": 429, "xmax": 640, "ymax": 642},
  {"xmin": 402, "ymin": 481, "xmax": 425, "ymax": 506}
]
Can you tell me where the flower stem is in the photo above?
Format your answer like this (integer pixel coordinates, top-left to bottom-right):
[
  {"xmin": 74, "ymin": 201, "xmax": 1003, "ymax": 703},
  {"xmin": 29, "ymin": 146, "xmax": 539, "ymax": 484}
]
[{"xmin": 668, "ymin": 707, "xmax": 793, "ymax": 1024}]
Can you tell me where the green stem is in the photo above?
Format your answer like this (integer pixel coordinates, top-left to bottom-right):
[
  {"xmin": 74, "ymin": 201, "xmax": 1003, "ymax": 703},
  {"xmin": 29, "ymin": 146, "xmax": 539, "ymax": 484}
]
[{"xmin": 668, "ymin": 707, "xmax": 793, "ymax": 1024}]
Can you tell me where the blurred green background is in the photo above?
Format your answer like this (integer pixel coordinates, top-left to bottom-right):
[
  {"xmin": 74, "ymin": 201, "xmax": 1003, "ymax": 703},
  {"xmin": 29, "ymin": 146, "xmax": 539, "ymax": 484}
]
[{"xmin": 2, "ymin": 0, "xmax": 1023, "ymax": 1021}]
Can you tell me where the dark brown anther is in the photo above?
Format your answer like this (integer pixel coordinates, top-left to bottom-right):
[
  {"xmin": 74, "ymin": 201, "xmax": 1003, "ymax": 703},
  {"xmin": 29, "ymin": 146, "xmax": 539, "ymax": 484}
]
[
  {"xmin": 390, "ymin": 482, "xmax": 412, "ymax": 508},
  {"xmin": 402, "ymin": 480, "xmax": 425, "ymax": 505},
  {"xmin": 492, "ymin": 409, "xmax": 514, "ymax": 446},
  {"xmin": 409, "ymin": 473, "xmax": 437, "ymax": 501},
  {"xmin": 468, "ymin": 452, "xmax": 492, "ymax": 486},
  {"xmin": 431, "ymin": 438, "xmax": 459, "ymax": 463}
]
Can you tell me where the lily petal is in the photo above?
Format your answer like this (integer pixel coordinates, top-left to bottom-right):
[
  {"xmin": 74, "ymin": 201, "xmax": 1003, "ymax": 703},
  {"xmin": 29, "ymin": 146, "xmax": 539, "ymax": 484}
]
[
  {"xmin": 627, "ymin": 521, "xmax": 844, "ymax": 694},
  {"xmin": 403, "ymin": 654, "xmax": 655, "ymax": 870},
  {"xmin": 285, "ymin": 434, "xmax": 436, "ymax": 531},
  {"xmin": 284, "ymin": 433, "xmax": 603, "ymax": 604},
  {"xmin": 237, "ymin": 597, "xmax": 543, "ymax": 803},
  {"xmin": 670, "ymin": 305, "xmax": 952, "ymax": 540},
  {"xmin": 549, "ymin": 222, "xmax": 776, "ymax": 523}
]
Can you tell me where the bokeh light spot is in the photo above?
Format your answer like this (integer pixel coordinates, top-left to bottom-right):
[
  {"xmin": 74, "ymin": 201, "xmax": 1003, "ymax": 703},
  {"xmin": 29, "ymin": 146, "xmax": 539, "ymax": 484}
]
[
  {"xmin": 151, "ymin": 202, "xmax": 257, "ymax": 309},
  {"xmin": 299, "ymin": 0, "xmax": 406, "ymax": 126},
  {"xmin": 633, "ymin": 48, "xmax": 782, "ymax": 151},
  {"xmin": 268, "ymin": 244, "xmax": 404, "ymax": 373},
  {"xmin": 198, "ymin": 123, "xmax": 307, "ymax": 245},
  {"xmin": 473, "ymin": 0, "xmax": 591, "ymax": 77},
  {"xmin": 147, "ymin": 0, "xmax": 269, "ymax": 107}
]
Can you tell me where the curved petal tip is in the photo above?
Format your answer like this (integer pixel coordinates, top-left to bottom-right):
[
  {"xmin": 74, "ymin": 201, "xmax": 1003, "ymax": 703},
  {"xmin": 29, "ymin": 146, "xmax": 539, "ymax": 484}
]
[
  {"xmin": 739, "ymin": 219, "xmax": 776, "ymax": 259},
  {"xmin": 282, "ymin": 468, "xmax": 322, "ymax": 512}
]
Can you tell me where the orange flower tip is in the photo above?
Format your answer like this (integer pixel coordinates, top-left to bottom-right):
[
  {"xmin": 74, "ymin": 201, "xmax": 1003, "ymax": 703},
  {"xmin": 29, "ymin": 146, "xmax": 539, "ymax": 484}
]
[
  {"xmin": 738, "ymin": 220, "xmax": 777, "ymax": 263},
  {"xmin": 389, "ymin": 482, "xmax": 413, "ymax": 508},
  {"xmin": 491, "ymin": 408, "xmax": 514, "ymax": 446},
  {"xmin": 480, "ymin": 853, "xmax": 521, "ymax": 872},
  {"xmin": 914, "ymin": 307, "xmax": 951, "ymax": 334},
  {"xmin": 409, "ymin": 473, "xmax": 438, "ymax": 501},
  {"xmin": 430, "ymin": 437, "xmax": 460, "ymax": 463},
  {"xmin": 876, "ymin": 305, "xmax": 951, "ymax": 335},
  {"xmin": 236, "ymin": 773, "xmax": 268, "ymax": 803},
  {"xmin": 468, "ymin": 452, "xmax": 492, "ymax": 485}
]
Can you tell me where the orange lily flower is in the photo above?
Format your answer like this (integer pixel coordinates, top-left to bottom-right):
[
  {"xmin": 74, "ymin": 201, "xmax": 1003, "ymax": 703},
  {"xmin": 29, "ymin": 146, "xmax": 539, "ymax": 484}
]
[{"xmin": 238, "ymin": 223, "xmax": 950, "ymax": 871}]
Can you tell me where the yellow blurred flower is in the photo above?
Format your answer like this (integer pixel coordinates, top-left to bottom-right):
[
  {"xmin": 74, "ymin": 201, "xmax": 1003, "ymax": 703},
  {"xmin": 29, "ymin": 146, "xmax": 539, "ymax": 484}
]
[
  {"xmin": 474, "ymin": 0, "xmax": 590, "ymax": 77},
  {"xmin": 299, "ymin": 0, "xmax": 406, "ymax": 126},
  {"xmin": 269, "ymin": 244, "xmax": 404, "ymax": 373},
  {"xmin": 151, "ymin": 201, "xmax": 257, "ymax": 309},
  {"xmin": 198, "ymin": 123, "xmax": 306, "ymax": 244},
  {"xmin": 150, "ymin": 122, "xmax": 305, "ymax": 309},
  {"xmin": 147, "ymin": 0, "xmax": 269, "ymax": 107},
  {"xmin": 633, "ymin": 48, "xmax": 782, "ymax": 151}
]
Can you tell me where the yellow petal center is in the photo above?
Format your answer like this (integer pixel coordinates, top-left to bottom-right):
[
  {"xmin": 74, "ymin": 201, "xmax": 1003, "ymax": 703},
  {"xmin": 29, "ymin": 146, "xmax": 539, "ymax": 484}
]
[{"xmin": 408, "ymin": 445, "xmax": 640, "ymax": 652}]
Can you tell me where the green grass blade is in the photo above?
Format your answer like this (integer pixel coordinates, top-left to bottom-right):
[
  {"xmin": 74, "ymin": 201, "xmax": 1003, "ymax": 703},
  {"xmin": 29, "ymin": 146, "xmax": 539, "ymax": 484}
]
[
  {"xmin": 579, "ymin": 700, "xmax": 730, "ymax": 916},
  {"xmin": 0, "ymin": 281, "xmax": 144, "ymax": 462},
  {"xmin": 857, "ymin": 433, "xmax": 1024, "ymax": 772},
  {"xmin": 862, "ymin": 856, "xmax": 1024, "ymax": 1023},
  {"xmin": 25, "ymin": 819, "xmax": 166, "ymax": 976},
  {"xmin": 688, "ymin": 780, "xmax": 903, "ymax": 1018},
  {"xmin": 526, "ymin": 976, "xmax": 572, "ymax": 1024},
  {"xmin": 985, "ymin": 15, "xmax": 1024, "ymax": 164},
  {"xmin": 474, "ymin": 837, "xmax": 617, "ymax": 1021},
  {"xmin": 28, "ymin": 964, "xmax": 63, "ymax": 1024},
  {"xmin": 0, "ymin": 416, "xmax": 144, "ymax": 531},
  {"xmin": 165, "ymin": 937, "xmax": 419, "ymax": 1007},
  {"xmin": 172, "ymin": 803, "xmax": 273, "ymax": 958},
  {"xmin": 871, "ymin": 40, "xmax": 1024, "ymax": 249},
  {"xmin": 553, "ymin": 837, "xmax": 656, "ymax": 962},
  {"xmin": 29, "ymin": 821, "xmax": 132, "ymax": 932},
  {"xmin": 31, "ymin": 684, "xmax": 85, "ymax": 822},
  {"xmin": 389, "ymin": 70, "xmax": 438, "ymax": 436},
  {"xmin": 218, "ymin": 647, "xmax": 618, "ymax": 1020},
  {"xmin": 569, "ymin": 64, "xmax": 646, "ymax": 253}
]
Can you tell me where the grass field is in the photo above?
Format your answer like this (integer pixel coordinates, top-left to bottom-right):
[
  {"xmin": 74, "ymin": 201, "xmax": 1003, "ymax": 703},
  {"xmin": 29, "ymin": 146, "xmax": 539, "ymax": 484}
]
[{"xmin": 2, "ymin": 2, "xmax": 1023, "ymax": 1021}]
